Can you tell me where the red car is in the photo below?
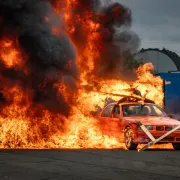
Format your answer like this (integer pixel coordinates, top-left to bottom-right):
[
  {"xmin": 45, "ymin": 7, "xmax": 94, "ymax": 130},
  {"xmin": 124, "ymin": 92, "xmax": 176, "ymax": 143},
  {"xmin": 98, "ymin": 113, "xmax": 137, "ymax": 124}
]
[{"xmin": 98, "ymin": 98, "xmax": 180, "ymax": 150}]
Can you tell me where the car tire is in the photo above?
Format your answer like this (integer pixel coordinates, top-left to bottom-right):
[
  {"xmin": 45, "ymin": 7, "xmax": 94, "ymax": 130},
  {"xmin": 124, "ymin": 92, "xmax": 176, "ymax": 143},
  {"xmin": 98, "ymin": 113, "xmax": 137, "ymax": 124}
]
[
  {"xmin": 172, "ymin": 143, "xmax": 180, "ymax": 150},
  {"xmin": 124, "ymin": 127, "xmax": 138, "ymax": 150}
]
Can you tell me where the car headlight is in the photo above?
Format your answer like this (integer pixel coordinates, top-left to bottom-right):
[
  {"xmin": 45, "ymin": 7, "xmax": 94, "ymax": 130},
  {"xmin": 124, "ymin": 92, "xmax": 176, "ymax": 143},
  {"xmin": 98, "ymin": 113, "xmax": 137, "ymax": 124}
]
[
  {"xmin": 138, "ymin": 125, "xmax": 153, "ymax": 131},
  {"xmin": 145, "ymin": 125, "xmax": 153, "ymax": 130},
  {"xmin": 172, "ymin": 126, "xmax": 180, "ymax": 130}
]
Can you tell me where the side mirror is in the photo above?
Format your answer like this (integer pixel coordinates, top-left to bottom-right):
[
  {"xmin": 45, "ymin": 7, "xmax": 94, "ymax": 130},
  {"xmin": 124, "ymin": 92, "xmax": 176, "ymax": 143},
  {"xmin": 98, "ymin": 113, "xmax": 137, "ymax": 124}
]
[
  {"xmin": 112, "ymin": 113, "xmax": 120, "ymax": 118},
  {"xmin": 168, "ymin": 114, "xmax": 174, "ymax": 118},
  {"xmin": 123, "ymin": 112, "xmax": 128, "ymax": 116}
]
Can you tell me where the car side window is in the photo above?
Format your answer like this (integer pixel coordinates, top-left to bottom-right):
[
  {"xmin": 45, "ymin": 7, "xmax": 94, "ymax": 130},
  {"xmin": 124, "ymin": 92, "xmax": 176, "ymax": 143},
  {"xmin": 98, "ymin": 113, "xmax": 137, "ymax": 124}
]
[
  {"xmin": 101, "ymin": 104, "xmax": 114, "ymax": 117},
  {"xmin": 112, "ymin": 105, "xmax": 120, "ymax": 114}
]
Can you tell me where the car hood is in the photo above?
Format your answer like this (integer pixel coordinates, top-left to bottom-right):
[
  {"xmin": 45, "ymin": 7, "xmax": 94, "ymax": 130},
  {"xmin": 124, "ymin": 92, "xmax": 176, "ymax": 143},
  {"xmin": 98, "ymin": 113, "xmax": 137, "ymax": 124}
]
[{"xmin": 124, "ymin": 116, "xmax": 180, "ymax": 126}]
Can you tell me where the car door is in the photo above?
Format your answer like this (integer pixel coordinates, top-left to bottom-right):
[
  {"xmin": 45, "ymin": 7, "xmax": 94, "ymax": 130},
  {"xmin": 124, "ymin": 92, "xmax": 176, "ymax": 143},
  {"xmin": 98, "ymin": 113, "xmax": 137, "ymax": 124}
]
[
  {"xmin": 99, "ymin": 104, "xmax": 122, "ymax": 139},
  {"xmin": 99, "ymin": 103, "xmax": 115, "ymax": 136},
  {"xmin": 110, "ymin": 104, "xmax": 123, "ymax": 140}
]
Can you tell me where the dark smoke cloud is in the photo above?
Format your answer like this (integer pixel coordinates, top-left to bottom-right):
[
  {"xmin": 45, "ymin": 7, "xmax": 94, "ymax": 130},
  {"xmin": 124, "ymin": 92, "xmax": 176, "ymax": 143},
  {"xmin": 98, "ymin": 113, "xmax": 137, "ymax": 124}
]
[
  {"xmin": 0, "ymin": 0, "xmax": 140, "ymax": 116},
  {"xmin": 0, "ymin": 0, "xmax": 78, "ymax": 116},
  {"xmin": 68, "ymin": 0, "xmax": 140, "ymax": 80}
]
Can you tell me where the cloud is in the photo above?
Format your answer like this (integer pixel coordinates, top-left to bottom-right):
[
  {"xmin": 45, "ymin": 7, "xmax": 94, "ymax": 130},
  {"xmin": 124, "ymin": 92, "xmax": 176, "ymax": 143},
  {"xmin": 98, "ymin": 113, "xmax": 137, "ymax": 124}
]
[{"xmin": 117, "ymin": 0, "xmax": 180, "ymax": 55}]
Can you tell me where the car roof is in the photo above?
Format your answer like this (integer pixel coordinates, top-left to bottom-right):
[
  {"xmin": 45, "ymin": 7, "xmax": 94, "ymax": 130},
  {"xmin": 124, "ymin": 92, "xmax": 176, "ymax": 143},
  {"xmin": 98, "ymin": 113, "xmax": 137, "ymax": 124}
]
[{"xmin": 109, "ymin": 102, "xmax": 155, "ymax": 106}]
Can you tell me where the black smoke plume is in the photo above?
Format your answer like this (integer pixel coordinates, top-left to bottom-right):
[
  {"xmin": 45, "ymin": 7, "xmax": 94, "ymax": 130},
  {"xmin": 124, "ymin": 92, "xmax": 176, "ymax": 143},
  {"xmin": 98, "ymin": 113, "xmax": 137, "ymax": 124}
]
[
  {"xmin": 66, "ymin": 0, "xmax": 141, "ymax": 81},
  {"xmin": 0, "ymin": 0, "xmax": 78, "ymax": 116},
  {"xmin": 0, "ymin": 0, "xmax": 140, "ymax": 116}
]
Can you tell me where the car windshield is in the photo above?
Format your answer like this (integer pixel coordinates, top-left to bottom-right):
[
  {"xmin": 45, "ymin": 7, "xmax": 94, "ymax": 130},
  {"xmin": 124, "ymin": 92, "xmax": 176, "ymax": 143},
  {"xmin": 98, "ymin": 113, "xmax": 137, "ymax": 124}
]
[{"xmin": 122, "ymin": 104, "xmax": 168, "ymax": 117}]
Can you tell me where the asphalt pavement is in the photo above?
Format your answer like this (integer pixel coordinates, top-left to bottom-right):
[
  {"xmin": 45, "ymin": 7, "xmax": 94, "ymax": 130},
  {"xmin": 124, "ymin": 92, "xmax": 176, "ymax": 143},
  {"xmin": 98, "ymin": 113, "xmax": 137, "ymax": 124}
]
[{"xmin": 0, "ymin": 149, "xmax": 180, "ymax": 180}]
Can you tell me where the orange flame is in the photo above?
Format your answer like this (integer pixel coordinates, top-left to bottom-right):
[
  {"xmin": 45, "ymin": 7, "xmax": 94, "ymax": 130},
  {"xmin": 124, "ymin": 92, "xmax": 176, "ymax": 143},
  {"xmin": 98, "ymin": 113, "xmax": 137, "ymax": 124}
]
[
  {"xmin": 0, "ymin": 37, "xmax": 25, "ymax": 68},
  {"xmin": 0, "ymin": 0, "xmax": 171, "ymax": 150}
]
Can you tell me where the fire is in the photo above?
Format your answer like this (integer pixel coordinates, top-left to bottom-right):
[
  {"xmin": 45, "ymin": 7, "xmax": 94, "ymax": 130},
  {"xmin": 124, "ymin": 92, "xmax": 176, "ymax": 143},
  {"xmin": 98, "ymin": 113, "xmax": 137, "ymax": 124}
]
[
  {"xmin": 0, "ymin": 37, "xmax": 25, "ymax": 68},
  {"xmin": 52, "ymin": 26, "xmax": 61, "ymax": 35},
  {"xmin": 0, "ymin": 0, "xmax": 172, "ymax": 150}
]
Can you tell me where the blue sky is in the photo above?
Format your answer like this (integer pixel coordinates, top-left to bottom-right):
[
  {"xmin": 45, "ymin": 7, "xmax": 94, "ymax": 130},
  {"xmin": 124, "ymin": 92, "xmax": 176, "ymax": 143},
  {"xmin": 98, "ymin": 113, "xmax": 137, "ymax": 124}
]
[{"xmin": 117, "ymin": 0, "xmax": 180, "ymax": 55}]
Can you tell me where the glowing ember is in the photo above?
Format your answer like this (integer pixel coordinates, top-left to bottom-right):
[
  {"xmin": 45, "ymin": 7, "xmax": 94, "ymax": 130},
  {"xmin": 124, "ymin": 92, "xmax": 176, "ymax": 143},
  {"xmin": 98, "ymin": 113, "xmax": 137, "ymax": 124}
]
[{"xmin": 0, "ymin": 0, "xmax": 170, "ymax": 150}]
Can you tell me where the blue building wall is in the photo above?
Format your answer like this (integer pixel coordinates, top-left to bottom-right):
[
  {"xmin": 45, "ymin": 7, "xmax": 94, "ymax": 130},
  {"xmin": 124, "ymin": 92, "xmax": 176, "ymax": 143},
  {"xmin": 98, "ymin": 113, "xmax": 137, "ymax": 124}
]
[{"xmin": 155, "ymin": 72, "xmax": 180, "ymax": 114}]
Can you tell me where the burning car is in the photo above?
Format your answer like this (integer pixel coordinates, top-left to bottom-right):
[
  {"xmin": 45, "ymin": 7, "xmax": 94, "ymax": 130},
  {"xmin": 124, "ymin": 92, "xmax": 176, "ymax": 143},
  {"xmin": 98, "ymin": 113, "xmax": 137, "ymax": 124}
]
[{"xmin": 98, "ymin": 96, "xmax": 180, "ymax": 150}]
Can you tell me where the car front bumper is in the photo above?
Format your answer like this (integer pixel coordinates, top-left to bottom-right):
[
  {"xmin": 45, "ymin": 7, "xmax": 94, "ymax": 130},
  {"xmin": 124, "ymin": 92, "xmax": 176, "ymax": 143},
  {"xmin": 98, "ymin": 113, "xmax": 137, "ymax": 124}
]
[{"xmin": 134, "ymin": 130, "xmax": 180, "ymax": 143}]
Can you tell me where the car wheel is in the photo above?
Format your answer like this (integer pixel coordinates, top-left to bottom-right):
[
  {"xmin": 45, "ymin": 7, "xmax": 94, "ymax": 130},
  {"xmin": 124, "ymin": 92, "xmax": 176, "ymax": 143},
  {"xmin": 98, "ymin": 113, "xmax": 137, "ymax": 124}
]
[
  {"xmin": 124, "ymin": 127, "xmax": 138, "ymax": 150},
  {"xmin": 172, "ymin": 143, "xmax": 180, "ymax": 150}
]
